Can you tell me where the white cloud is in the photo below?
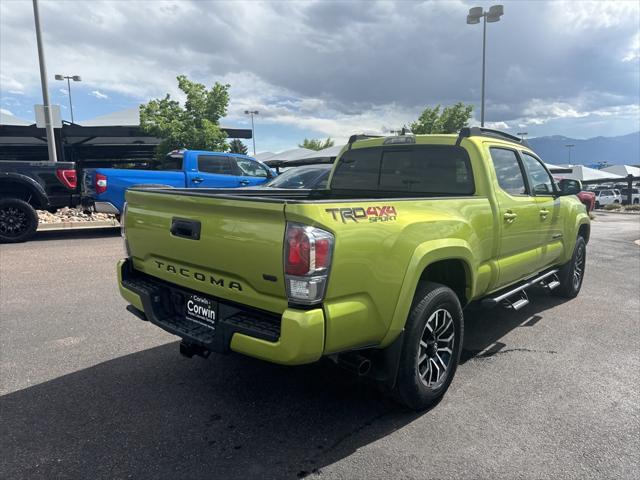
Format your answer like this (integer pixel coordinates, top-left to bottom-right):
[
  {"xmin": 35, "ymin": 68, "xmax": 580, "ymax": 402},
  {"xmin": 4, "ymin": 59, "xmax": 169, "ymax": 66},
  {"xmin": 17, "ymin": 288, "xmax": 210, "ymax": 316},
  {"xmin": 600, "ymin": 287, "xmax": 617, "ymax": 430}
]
[
  {"xmin": 1, "ymin": 107, "xmax": 14, "ymax": 116},
  {"xmin": 484, "ymin": 121, "xmax": 510, "ymax": 130},
  {"xmin": 0, "ymin": 0, "xmax": 638, "ymax": 142},
  {"xmin": 0, "ymin": 74, "xmax": 25, "ymax": 94},
  {"xmin": 90, "ymin": 90, "xmax": 109, "ymax": 100},
  {"xmin": 59, "ymin": 88, "xmax": 68, "ymax": 95},
  {"xmin": 623, "ymin": 32, "xmax": 640, "ymax": 62}
]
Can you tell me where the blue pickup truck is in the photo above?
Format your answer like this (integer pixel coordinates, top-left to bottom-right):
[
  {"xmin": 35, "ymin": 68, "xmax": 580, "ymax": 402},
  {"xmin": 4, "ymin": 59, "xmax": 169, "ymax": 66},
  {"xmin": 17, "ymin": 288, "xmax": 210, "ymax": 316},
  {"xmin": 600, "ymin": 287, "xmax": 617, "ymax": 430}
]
[{"xmin": 83, "ymin": 150, "xmax": 274, "ymax": 215}]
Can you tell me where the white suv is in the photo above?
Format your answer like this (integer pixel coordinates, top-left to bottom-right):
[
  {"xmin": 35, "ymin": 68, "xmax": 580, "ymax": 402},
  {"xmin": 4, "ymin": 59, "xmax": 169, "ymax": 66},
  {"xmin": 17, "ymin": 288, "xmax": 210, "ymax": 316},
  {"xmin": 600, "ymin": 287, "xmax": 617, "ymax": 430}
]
[{"xmin": 594, "ymin": 189, "xmax": 622, "ymax": 208}]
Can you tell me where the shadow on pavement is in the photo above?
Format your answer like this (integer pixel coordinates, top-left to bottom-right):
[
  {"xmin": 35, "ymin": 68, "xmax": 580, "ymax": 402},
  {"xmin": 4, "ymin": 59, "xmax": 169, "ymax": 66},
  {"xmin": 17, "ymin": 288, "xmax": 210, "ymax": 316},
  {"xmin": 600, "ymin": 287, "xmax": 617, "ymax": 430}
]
[{"xmin": 1, "ymin": 289, "xmax": 567, "ymax": 480}]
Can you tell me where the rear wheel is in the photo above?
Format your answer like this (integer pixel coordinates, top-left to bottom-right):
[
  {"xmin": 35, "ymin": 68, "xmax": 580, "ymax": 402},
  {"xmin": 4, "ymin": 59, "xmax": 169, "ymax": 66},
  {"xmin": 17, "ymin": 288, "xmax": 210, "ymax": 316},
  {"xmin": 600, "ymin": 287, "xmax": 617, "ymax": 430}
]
[
  {"xmin": 554, "ymin": 236, "xmax": 586, "ymax": 298},
  {"xmin": 395, "ymin": 282, "xmax": 463, "ymax": 410},
  {"xmin": 0, "ymin": 198, "xmax": 39, "ymax": 243}
]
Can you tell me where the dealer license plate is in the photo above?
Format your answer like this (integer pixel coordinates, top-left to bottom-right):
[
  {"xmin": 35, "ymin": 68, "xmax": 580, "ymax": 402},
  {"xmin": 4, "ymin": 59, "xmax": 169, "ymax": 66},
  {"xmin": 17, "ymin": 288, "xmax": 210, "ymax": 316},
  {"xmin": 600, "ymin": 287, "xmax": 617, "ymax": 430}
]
[{"xmin": 185, "ymin": 293, "xmax": 218, "ymax": 329}]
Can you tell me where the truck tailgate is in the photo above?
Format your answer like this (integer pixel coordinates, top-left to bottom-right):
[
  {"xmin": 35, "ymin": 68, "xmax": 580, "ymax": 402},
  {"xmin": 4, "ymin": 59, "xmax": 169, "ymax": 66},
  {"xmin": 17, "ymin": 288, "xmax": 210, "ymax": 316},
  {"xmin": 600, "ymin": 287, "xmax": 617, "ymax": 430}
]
[{"xmin": 124, "ymin": 189, "xmax": 288, "ymax": 314}]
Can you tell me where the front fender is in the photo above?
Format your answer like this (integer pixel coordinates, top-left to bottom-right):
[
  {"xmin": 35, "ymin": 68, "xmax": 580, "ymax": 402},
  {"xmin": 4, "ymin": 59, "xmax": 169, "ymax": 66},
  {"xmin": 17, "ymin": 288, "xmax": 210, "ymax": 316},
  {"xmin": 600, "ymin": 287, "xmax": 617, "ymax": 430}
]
[{"xmin": 379, "ymin": 239, "xmax": 476, "ymax": 347}]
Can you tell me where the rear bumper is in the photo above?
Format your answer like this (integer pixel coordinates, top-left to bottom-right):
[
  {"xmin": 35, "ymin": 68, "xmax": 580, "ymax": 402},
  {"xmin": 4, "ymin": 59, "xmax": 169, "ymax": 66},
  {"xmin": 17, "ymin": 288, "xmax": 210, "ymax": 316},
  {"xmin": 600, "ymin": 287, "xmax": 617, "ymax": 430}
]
[
  {"xmin": 47, "ymin": 193, "xmax": 81, "ymax": 209},
  {"xmin": 117, "ymin": 259, "xmax": 324, "ymax": 365},
  {"xmin": 94, "ymin": 201, "xmax": 119, "ymax": 215}
]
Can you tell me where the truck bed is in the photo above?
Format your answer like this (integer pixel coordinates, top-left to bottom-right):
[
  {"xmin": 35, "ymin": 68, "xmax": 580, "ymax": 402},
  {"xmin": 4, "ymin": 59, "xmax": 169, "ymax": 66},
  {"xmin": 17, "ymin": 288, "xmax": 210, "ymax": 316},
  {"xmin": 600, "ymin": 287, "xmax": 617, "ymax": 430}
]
[{"xmin": 135, "ymin": 186, "xmax": 467, "ymax": 202}]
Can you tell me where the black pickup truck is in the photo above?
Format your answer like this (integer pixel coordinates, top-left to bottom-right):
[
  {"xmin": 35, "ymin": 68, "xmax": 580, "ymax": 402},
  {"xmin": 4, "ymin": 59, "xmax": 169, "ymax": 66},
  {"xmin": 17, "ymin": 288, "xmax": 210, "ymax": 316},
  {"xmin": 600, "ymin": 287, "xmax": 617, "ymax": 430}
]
[{"xmin": 0, "ymin": 161, "xmax": 80, "ymax": 243}]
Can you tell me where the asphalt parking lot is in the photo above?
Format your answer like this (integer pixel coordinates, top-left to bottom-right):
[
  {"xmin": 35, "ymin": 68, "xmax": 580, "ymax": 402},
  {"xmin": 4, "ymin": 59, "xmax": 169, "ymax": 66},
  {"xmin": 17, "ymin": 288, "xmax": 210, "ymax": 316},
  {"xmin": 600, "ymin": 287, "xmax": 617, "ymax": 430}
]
[{"xmin": 1, "ymin": 214, "xmax": 639, "ymax": 480}]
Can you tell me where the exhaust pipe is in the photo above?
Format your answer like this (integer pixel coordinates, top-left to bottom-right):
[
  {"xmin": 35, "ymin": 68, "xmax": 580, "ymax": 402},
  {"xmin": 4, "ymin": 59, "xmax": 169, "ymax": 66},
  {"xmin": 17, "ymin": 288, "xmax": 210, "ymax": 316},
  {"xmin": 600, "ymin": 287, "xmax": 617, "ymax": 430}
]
[{"xmin": 337, "ymin": 352, "xmax": 372, "ymax": 376}]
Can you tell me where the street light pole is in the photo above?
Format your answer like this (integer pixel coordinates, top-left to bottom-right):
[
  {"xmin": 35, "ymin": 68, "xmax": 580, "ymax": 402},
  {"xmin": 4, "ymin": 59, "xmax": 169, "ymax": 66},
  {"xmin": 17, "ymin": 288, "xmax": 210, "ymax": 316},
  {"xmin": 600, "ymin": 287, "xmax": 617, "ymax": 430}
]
[
  {"xmin": 467, "ymin": 5, "xmax": 504, "ymax": 127},
  {"xmin": 481, "ymin": 13, "xmax": 487, "ymax": 127},
  {"xmin": 55, "ymin": 74, "xmax": 81, "ymax": 123},
  {"xmin": 517, "ymin": 132, "xmax": 528, "ymax": 140},
  {"xmin": 244, "ymin": 110, "xmax": 259, "ymax": 155},
  {"xmin": 32, "ymin": 0, "xmax": 57, "ymax": 162},
  {"xmin": 565, "ymin": 144, "xmax": 575, "ymax": 164}
]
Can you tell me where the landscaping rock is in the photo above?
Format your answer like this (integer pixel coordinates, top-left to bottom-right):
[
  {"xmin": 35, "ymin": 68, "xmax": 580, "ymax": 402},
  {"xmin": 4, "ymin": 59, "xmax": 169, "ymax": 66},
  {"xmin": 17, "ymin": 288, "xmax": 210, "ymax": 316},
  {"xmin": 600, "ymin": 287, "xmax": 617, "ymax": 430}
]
[{"xmin": 37, "ymin": 208, "xmax": 118, "ymax": 224}]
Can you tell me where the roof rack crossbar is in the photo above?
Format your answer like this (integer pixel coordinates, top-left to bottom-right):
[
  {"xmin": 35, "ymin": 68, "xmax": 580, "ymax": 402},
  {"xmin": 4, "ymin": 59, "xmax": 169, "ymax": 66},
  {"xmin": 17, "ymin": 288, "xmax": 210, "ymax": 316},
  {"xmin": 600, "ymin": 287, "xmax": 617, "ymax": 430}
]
[{"xmin": 456, "ymin": 127, "xmax": 529, "ymax": 147}]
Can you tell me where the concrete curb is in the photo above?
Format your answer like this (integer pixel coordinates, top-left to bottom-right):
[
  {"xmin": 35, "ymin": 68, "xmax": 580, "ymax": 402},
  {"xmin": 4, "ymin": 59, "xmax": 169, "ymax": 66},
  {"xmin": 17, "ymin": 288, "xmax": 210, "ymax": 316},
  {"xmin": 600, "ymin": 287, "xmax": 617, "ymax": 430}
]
[
  {"xmin": 593, "ymin": 210, "xmax": 640, "ymax": 215},
  {"xmin": 38, "ymin": 220, "xmax": 120, "ymax": 231}
]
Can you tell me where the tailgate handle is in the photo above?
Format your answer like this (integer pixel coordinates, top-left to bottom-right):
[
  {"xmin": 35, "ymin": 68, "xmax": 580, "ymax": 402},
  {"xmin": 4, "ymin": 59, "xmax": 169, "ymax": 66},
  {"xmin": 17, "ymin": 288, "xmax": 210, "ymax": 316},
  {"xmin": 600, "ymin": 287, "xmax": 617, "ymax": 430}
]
[{"xmin": 170, "ymin": 218, "xmax": 201, "ymax": 240}]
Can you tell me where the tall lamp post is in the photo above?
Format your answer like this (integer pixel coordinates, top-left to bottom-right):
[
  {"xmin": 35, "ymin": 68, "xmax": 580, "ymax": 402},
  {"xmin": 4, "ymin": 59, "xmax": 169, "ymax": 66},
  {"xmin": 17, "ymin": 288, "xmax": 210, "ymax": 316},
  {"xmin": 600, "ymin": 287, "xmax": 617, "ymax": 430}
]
[
  {"xmin": 244, "ymin": 110, "xmax": 259, "ymax": 155},
  {"xmin": 466, "ymin": 5, "xmax": 504, "ymax": 127},
  {"xmin": 565, "ymin": 144, "xmax": 575, "ymax": 164},
  {"xmin": 55, "ymin": 74, "xmax": 81, "ymax": 123},
  {"xmin": 32, "ymin": 0, "xmax": 57, "ymax": 162}
]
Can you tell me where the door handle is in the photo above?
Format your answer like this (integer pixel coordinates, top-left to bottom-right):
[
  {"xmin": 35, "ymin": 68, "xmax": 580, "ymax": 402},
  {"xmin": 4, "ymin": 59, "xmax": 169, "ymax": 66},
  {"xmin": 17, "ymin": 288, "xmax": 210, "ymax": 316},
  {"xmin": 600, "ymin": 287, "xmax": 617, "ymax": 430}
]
[
  {"xmin": 239, "ymin": 180, "xmax": 250, "ymax": 185},
  {"xmin": 539, "ymin": 209, "xmax": 549, "ymax": 219},
  {"xmin": 191, "ymin": 177, "xmax": 204, "ymax": 184},
  {"xmin": 503, "ymin": 211, "xmax": 518, "ymax": 223},
  {"xmin": 170, "ymin": 218, "xmax": 201, "ymax": 240}
]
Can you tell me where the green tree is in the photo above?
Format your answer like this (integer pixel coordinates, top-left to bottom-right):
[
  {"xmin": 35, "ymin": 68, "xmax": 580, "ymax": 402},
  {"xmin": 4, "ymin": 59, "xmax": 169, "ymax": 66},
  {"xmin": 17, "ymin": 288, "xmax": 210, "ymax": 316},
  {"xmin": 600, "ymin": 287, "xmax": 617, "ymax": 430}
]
[
  {"xmin": 228, "ymin": 139, "xmax": 248, "ymax": 154},
  {"xmin": 299, "ymin": 137, "xmax": 335, "ymax": 151},
  {"xmin": 410, "ymin": 102, "xmax": 474, "ymax": 134},
  {"xmin": 140, "ymin": 75, "xmax": 230, "ymax": 157}
]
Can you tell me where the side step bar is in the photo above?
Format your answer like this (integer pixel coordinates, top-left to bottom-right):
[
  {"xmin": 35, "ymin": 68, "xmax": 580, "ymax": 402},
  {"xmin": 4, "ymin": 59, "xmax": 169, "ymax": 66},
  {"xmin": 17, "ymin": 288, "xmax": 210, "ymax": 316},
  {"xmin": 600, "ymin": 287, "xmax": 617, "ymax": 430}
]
[{"xmin": 482, "ymin": 269, "xmax": 559, "ymax": 311}]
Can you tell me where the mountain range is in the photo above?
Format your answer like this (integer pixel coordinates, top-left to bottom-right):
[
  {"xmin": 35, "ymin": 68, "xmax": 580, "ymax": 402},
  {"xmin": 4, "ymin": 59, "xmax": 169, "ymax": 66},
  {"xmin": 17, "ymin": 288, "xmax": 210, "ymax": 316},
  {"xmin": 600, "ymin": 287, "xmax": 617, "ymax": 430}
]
[{"xmin": 527, "ymin": 131, "xmax": 639, "ymax": 166}]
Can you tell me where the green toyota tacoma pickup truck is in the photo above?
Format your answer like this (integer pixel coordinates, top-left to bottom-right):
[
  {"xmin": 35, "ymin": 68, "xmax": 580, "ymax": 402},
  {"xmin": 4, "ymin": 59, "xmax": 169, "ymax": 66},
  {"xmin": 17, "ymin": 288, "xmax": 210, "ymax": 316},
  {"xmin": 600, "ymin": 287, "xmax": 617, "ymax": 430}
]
[{"xmin": 118, "ymin": 127, "xmax": 590, "ymax": 410}]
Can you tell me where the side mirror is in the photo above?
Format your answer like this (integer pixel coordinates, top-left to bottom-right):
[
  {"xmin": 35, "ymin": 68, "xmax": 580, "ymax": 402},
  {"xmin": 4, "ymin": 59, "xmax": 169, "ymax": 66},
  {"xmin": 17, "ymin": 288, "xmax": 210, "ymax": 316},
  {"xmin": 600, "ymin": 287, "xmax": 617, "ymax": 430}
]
[{"xmin": 558, "ymin": 178, "xmax": 582, "ymax": 196}]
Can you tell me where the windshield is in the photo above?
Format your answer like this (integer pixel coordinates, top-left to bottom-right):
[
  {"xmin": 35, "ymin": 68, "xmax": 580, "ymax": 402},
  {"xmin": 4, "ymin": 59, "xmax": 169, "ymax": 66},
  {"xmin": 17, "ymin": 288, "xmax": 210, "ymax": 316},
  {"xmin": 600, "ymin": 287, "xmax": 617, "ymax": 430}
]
[{"xmin": 265, "ymin": 166, "xmax": 330, "ymax": 189}]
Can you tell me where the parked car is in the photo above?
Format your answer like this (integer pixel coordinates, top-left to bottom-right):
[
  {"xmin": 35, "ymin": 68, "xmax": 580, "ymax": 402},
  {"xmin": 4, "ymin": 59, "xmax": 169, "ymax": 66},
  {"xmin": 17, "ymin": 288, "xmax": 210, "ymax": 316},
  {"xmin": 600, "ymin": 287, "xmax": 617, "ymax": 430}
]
[
  {"xmin": 117, "ymin": 128, "xmax": 590, "ymax": 410},
  {"xmin": 251, "ymin": 164, "xmax": 331, "ymax": 189},
  {"xmin": 82, "ymin": 150, "xmax": 274, "ymax": 215},
  {"xmin": 0, "ymin": 160, "xmax": 79, "ymax": 243},
  {"xmin": 620, "ymin": 187, "xmax": 640, "ymax": 204},
  {"xmin": 594, "ymin": 189, "xmax": 621, "ymax": 208}
]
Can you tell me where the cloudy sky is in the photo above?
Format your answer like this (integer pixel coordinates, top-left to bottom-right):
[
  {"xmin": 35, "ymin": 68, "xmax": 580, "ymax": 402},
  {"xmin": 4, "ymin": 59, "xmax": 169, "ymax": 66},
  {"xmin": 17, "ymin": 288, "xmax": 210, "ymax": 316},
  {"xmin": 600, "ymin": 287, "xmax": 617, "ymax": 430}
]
[{"xmin": 1, "ymin": 0, "xmax": 639, "ymax": 152}]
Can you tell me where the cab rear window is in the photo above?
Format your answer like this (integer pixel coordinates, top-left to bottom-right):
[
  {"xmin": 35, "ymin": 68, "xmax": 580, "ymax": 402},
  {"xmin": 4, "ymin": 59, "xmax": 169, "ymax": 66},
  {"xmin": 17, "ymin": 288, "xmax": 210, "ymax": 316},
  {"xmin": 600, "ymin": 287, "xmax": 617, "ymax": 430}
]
[{"xmin": 331, "ymin": 145, "xmax": 474, "ymax": 195}]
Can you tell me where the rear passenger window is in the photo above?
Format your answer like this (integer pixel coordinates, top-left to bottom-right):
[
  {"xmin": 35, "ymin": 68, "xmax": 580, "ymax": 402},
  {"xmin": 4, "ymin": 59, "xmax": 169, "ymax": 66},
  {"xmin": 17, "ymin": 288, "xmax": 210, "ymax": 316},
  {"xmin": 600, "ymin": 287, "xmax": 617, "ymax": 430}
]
[
  {"xmin": 331, "ymin": 148, "xmax": 381, "ymax": 190},
  {"xmin": 521, "ymin": 153, "xmax": 554, "ymax": 195},
  {"xmin": 490, "ymin": 148, "xmax": 527, "ymax": 195},
  {"xmin": 379, "ymin": 148, "xmax": 474, "ymax": 194},
  {"xmin": 331, "ymin": 145, "xmax": 474, "ymax": 195},
  {"xmin": 198, "ymin": 155, "xmax": 236, "ymax": 175}
]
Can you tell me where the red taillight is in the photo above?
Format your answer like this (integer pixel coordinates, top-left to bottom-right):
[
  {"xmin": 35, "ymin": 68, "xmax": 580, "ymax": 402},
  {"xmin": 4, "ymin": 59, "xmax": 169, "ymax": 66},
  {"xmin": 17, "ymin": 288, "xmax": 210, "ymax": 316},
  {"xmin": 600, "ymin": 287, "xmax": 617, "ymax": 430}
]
[
  {"xmin": 95, "ymin": 173, "xmax": 107, "ymax": 194},
  {"xmin": 284, "ymin": 223, "xmax": 334, "ymax": 305},
  {"xmin": 315, "ymin": 238, "xmax": 330, "ymax": 269},
  {"xmin": 286, "ymin": 226, "xmax": 311, "ymax": 276},
  {"xmin": 55, "ymin": 169, "xmax": 77, "ymax": 189}
]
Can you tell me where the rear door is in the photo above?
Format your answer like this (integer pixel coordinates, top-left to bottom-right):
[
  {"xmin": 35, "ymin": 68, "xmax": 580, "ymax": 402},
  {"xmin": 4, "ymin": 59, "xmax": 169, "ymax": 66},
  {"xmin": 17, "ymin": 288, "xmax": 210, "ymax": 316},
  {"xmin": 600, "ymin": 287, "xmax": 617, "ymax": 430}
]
[
  {"xmin": 233, "ymin": 157, "xmax": 271, "ymax": 187},
  {"xmin": 520, "ymin": 152, "xmax": 564, "ymax": 268},
  {"xmin": 188, "ymin": 154, "xmax": 241, "ymax": 188},
  {"xmin": 489, "ymin": 147, "xmax": 543, "ymax": 287}
]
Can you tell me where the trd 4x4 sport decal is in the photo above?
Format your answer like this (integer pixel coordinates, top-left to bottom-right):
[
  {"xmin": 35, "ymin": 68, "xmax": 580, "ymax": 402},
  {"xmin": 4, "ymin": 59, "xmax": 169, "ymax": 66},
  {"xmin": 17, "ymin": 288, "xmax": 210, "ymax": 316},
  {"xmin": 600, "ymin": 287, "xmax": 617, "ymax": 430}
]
[{"xmin": 325, "ymin": 206, "xmax": 397, "ymax": 223}]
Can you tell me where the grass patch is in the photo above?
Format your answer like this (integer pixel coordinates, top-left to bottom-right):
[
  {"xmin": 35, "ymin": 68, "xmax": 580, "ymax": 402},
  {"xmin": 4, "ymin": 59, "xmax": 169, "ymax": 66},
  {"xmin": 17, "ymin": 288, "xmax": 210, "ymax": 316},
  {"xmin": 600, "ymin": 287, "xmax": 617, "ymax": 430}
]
[
  {"xmin": 624, "ymin": 204, "xmax": 640, "ymax": 212},
  {"xmin": 604, "ymin": 203, "xmax": 622, "ymax": 210}
]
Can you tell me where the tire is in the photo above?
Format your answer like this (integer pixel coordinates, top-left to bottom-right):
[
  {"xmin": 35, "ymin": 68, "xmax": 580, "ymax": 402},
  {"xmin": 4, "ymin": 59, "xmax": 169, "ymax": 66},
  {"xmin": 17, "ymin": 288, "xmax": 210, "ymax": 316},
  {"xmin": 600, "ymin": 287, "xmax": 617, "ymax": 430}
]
[
  {"xmin": 394, "ymin": 282, "xmax": 464, "ymax": 410},
  {"xmin": 634, "ymin": 199, "xmax": 639, "ymax": 205},
  {"xmin": 553, "ymin": 236, "xmax": 586, "ymax": 299},
  {"xmin": 0, "ymin": 198, "xmax": 39, "ymax": 243}
]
